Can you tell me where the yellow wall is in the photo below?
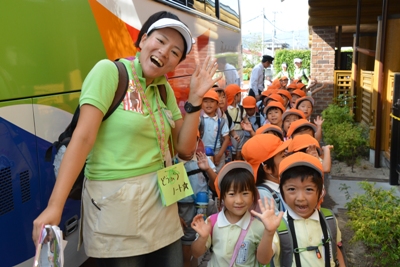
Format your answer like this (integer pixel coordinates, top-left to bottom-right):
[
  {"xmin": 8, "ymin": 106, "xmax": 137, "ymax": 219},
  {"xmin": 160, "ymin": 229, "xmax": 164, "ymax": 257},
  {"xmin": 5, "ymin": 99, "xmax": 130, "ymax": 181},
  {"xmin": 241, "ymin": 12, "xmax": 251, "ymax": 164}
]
[{"xmin": 372, "ymin": 16, "xmax": 400, "ymax": 157}]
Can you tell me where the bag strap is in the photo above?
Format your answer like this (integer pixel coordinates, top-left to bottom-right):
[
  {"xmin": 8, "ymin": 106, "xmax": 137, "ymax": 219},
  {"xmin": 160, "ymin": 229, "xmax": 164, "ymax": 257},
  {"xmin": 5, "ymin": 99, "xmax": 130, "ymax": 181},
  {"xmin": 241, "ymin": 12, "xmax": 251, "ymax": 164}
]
[
  {"xmin": 103, "ymin": 60, "xmax": 129, "ymax": 121},
  {"xmin": 229, "ymin": 216, "xmax": 255, "ymax": 267},
  {"xmin": 256, "ymin": 184, "xmax": 283, "ymax": 212},
  {"xmin": 213, "ymin": 118, "xmax": 221, "ymax": 151},
  {"xmin": 320, "ymin": 208, "xmax": 338, "ymax": 265},
  {"xmin": 209, "ymin": 213, "xmax": 219, "ymax": 237}
]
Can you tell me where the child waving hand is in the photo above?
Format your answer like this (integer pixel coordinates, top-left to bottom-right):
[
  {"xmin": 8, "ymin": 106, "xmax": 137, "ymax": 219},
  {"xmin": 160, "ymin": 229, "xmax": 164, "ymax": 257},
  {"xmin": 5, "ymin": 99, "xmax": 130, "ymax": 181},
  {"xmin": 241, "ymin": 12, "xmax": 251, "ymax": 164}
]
[{"xmin": 191, "ymin": 161, "xmax": 283, "ymax": 266}]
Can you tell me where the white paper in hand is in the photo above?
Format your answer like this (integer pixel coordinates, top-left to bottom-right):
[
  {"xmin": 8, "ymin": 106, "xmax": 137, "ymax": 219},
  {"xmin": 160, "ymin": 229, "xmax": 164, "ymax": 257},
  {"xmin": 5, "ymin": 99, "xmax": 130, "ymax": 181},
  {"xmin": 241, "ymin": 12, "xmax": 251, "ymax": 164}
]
[{"xmin": 33, "ymin": 225, "xmax": 66, "ymax": 267}]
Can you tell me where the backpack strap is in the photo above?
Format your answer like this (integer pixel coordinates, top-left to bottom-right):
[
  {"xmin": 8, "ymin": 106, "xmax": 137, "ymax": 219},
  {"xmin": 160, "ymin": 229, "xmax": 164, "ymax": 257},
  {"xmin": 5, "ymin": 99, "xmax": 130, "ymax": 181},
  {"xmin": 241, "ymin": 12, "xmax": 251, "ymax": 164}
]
[
  {"xmin": 103, "ymin": 60, "xmax": 129, "ymax": 120},
  {"xmin": 158, "ymin": 84, "xmax": 167, "ymax": 105},
  {"xmin": 239, "ymin": 105, "xmax": 245, "ymax": 121},
  {"xmin": 320, "ymin": 208, "xmax": 339, "ymax": 266},
  {"xmin": 275, "ymin": 218, "xmax": 293, "ymax": 267},
  {"xmin": 257, "ymin": 184, "xmax": 283, "ymax": 212},
  {"xmin": 255, "ymin": 112, "xmax": 261, "ymax": 128},
  {"xmin": 209, "ymin": 213, "xmax": 219, "ymax": 238},
  {"xmin": 225, "ymin": 110, "xmax": 233, "ymax": 129},
  {"xmin": 229, "ymin": 216, "xmax": 255, "ymax": 267},
  {"xmin": 199, "ymin": 116, "xmax": 205, "ymax": 139}
]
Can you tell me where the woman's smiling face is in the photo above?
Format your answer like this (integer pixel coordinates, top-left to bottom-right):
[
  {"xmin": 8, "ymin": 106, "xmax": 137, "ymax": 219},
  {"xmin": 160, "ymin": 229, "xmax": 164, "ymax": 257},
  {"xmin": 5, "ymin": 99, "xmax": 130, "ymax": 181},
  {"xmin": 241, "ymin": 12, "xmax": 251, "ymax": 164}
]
[{"xmin": 139, "ymin": 27, "xmax": 185, "ymax": 84}]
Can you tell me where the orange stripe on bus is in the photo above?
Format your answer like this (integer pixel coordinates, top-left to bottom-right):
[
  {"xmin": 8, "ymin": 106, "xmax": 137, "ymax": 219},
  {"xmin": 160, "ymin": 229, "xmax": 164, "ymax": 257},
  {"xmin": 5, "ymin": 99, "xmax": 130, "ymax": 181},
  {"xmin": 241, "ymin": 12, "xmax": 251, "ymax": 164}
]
[{"xmin": 88, "ymin": 0, "xmax": 138, "ymax": 60}]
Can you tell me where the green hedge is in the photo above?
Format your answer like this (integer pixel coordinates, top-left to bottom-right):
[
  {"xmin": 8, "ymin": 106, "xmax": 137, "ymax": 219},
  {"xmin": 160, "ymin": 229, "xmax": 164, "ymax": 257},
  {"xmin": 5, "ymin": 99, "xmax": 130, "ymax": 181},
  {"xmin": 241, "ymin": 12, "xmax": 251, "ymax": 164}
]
[{"xmin": 273, "ymin": 50, "xmax": 311, "ymax": 78}]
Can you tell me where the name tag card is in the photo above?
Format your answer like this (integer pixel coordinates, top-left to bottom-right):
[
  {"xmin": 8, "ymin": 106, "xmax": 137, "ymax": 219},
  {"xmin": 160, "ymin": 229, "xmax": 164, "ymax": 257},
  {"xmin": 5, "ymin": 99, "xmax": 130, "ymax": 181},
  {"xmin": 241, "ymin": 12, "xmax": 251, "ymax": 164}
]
[{"xmin": 157, "ymin": 162, "xmax": 194, "ymax": 206}]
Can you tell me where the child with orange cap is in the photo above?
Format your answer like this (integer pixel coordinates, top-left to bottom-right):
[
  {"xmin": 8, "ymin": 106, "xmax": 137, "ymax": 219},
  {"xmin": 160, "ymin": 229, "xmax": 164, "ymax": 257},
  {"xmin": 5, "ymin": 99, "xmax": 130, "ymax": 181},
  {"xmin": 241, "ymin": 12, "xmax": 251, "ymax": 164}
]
[
  {"xmin": 286, "ymin": 119, "xmax": 317, "ymax": 140},
  {"xmin": 255, "ymin": 124, "xmax": 285, "ymax": 140},
  {"xmin": 242, "ymin": 134, "xmax": 291, "ymax": 214},
  {"xmin": 265, "ymin": 101, "xmax": 286, "ymax": 128},
  {"xmin": 240, "ymin": 96, "xmax": 265, "ymax": 138},
  {"xmin": 277, "ymin": 89, "xmax": 292, "ymax": 110},
  {"xmin": 295, "ymin": 96, "xmax": 324, "ymax": 141},
  {"xmin": 224, "ymin": 84, "xmax": 247, "ymax": 160},
  {"xmin": 287, "ymin": 134, "xmax": 333, "ymax": 173},
  {"xmin": 199, "ymin": 89, "xmax": 230, "ymax": 172},
  {"xmin": 281, "ymin": 109, "xmax": 306, "ymax": 139},
  {"xmin": 270, "ymin": 152, "xmax": 346, "ymax": 266},
  {"xmin": 290, "ymin": 88, "xmax": 306, "ymax": 108},
  {"xmin": 191, "ymin": 161, "xmax": 283, "ymax": 266}
]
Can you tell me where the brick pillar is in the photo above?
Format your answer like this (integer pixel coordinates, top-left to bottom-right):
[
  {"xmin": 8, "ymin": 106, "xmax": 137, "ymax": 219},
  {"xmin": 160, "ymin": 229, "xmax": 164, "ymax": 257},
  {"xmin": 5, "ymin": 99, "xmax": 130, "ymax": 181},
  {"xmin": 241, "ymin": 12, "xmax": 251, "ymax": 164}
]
[{"xmin": 310, "ymin": 26, "xmax": 336, "ymax": 117}]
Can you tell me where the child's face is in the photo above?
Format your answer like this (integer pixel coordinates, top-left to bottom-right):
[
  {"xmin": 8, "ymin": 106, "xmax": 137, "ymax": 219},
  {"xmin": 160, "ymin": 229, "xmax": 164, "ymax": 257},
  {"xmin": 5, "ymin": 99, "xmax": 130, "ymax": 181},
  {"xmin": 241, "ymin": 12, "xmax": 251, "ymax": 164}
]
[
  {"xmin": 202, "ymin": 98, "xmax": 219, "ymax": 116},
  {"xmin": 245, "ymin": 108, "xmax": 255, "ymax": 116},
  {"xmin": 267, "ymin": 108, "xmax": 283, "ymax": 126},
  {"xmin": 223, "ymin": 185, "xmax": 254, "ymax": 222},
  {"xmin": 281, "ymin": 176, "xmax": 319, "ymax": 219},
  {"xmin": 271, "ymin": 150, "xmax": 286, "ymax": 178},
  {"xmin": 279, "ymin": 95, "xmax": 289, "ymax": 107},
  {"xmin": 297, "ymin": 101, "xmax": 313, "ymax": 119},
  {"xmin": 283, "ymin": 114, "xmax": 300, "ymax": 133},
  {"xmin": 234, "ymin": 92, "xmax": 241, "ymax": 104},
  {"xmin": 217, "ymin": 92, "xmax": 226, "ymax": 110},
  {"xmin": 291, "ymin": 95, "xmax": 300, "ymax": 107}
]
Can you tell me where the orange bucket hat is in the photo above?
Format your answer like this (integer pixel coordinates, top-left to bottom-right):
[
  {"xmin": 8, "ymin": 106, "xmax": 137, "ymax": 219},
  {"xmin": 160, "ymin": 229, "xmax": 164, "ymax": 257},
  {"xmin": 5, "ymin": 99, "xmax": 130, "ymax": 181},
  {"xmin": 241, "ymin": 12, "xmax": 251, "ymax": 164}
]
[
  {"xmin": 282, "ymin": 109, "xmax": 306, "ymax": 122},
  {"xmin": 225, "ymin": 84, "xmax": 245, "ymax": 105},
  {"xmin": 265, "ymin": 93, "xmax": 285, "ymax": 106},
  {"xmin": 265, "ymin": 101, "xmax": 286, "ymax": 114},
  {"xmin": 286, "ymin": 119, "xmax": 317, "ymax": 138},
  {"xmin": 214, "ymin": 161, "xmax": 254, "ymax": 198},
  {"xmin": 291, "ymin": 89, "xmax": 306, "ymax": 98},
  {"xmin": 255, "ymin": 124, "xmax": 284, "ymax": 139},
  {"xmin": 203, "ymin": 89, "xmax": 219, "ymax": 103},
  {"xmin": 288, "ymin": 134, "xmax": 321, "ymax": 155},
  {"xmin": 279, "ymin": 152, "xmax": 323, "ymax": 179},
  {"xmin": 287, "ymin": 83, "xmax": 297, "ymax": 90},
  {"xmin": 242, "ymin": 134, "xmax": 291, "ymax": 176},
  {"xmin": 295, "ymin": 96, "xmax": 315, "ymax": 108},
  {"xmin": 242, "ymin": 96, "xmax": 257, "ymax": 108},
  {"xmin": 277, "ymin": 89, "xmax": 292, "ymax": 101}
]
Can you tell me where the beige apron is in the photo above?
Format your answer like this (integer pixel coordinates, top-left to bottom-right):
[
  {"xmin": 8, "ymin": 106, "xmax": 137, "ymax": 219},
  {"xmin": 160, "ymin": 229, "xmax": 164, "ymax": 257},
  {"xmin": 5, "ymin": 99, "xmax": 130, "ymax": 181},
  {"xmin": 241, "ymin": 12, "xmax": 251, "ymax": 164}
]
[{"xmin": 78, "ymin": 155, "xmax": 183, "ymax": 257}]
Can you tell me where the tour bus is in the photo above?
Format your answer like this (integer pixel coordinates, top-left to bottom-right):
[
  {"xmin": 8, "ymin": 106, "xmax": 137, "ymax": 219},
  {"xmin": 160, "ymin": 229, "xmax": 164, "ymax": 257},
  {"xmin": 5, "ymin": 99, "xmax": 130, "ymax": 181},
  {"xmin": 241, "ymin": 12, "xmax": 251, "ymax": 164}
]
[{"xmin": 0, "ymin": 0, "xmax": 242, "ymax": 266}]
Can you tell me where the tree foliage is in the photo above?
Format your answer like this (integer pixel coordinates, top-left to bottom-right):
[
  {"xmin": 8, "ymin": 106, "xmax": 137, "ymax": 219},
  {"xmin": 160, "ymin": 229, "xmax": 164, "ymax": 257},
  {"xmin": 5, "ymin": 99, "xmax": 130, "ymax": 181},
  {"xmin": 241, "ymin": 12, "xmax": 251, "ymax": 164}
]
[
  {"xmin": 273, "ymin": 49, "xmax": 311, "ymax": 78},
  {"xmin": 341, "ymin": 182, "xmax": 400, "ymax": 266}
]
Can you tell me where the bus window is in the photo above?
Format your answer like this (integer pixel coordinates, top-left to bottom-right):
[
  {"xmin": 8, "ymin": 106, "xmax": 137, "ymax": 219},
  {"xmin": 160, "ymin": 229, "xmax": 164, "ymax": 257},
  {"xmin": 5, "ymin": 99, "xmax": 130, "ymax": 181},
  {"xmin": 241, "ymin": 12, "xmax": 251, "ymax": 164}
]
[{"xmin": 219, "ymin": 0, "xmax": 240, "ymax": 27}]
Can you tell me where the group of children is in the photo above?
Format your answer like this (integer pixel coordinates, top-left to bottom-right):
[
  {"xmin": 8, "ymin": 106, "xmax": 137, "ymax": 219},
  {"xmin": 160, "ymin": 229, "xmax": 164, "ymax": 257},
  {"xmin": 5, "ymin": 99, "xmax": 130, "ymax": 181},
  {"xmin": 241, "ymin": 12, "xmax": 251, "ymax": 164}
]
[{"xmin": 176, "ymin": 77, "xmax": 343, "ymax": 266}]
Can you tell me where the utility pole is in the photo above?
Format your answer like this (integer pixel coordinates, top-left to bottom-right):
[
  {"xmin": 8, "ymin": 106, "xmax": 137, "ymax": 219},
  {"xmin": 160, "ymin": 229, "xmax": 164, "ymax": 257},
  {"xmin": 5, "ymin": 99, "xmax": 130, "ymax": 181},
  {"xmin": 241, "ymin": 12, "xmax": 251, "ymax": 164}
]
[
  {"xmin": 262, "ymin": 8, "xmax": 265, "ymax": 55},
  {"xmin": 272, "ymin": 11, "xmax": 277, "ymax": 56}
]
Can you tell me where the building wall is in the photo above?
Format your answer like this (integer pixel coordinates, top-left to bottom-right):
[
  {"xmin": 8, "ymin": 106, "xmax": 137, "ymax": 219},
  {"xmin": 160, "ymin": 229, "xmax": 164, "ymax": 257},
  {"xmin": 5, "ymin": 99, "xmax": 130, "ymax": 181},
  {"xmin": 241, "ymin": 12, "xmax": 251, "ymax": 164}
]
[{"xmin": 310, "ymin": 26, "xmax": 336, "ymax": 117}]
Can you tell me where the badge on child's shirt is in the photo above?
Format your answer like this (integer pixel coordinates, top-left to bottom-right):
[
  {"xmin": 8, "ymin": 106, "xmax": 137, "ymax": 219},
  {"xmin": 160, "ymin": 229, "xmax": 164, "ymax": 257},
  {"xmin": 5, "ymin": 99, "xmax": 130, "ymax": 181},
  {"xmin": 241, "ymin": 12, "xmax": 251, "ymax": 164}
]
[{"xmin": 157, "ymin": 162, "xmax": 194, "ymax": 206}]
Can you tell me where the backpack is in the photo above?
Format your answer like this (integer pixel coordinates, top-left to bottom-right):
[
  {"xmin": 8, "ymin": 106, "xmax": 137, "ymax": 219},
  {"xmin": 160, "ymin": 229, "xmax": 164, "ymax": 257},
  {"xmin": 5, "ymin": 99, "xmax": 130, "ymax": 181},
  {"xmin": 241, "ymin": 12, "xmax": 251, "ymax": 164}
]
[
  {"xmin": 178, "ymin": 160, "xmax": 209, "ymax": 203},
  {"xmin": 257, "ymin": 184, "xmax": 285, "ymax": 212},
  {"xmin": 253, "ymin": 112, "xmax": 262, "ymax": 129},
  {"xmin": 260, "ymin": 208, "xmax": 341, "ymax": 267},
  {"xmin": 198, "ymin": 116, "xmax": 227, "ymax": 149},
  {"xmin": 45, "ymin": 59, "xmax": 167, "ymax": 200},
  {"xmin": 225, "ymin": 105, "xmax": 244, "ymax": 129}
]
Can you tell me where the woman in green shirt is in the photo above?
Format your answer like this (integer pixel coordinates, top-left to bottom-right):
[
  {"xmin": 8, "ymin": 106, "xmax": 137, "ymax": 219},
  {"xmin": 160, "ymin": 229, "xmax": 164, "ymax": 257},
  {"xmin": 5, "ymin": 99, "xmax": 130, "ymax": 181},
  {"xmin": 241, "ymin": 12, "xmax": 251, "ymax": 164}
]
[{"xmin": 33, "ymin": 11, "xmax": 220, "ymax": 267}]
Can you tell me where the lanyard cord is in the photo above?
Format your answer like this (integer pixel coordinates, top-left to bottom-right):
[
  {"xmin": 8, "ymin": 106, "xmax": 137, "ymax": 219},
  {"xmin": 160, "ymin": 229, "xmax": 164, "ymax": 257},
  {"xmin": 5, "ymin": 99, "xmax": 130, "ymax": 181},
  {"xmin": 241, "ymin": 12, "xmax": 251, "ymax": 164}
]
[
  {"xmin": 130, "ymin": 60, "xmax": 166, "ymax": 167},
  {"xmin": 287, "ymin": 212, "xmax": 331, "ymax": 267}
]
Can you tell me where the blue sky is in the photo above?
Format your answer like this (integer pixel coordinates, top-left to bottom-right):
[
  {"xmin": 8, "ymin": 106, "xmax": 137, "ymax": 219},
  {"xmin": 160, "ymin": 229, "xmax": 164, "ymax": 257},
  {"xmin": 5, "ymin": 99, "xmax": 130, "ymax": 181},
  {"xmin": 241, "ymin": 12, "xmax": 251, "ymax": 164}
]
[{"xmin": 240, "ymin": 0, "xmax": 309, "ymax": 50}]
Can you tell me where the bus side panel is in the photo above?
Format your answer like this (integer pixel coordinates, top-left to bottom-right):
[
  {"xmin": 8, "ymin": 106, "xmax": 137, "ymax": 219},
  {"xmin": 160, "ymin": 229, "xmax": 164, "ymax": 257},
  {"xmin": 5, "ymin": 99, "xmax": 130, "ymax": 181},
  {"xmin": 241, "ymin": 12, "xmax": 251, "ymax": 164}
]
[
  {"xmin": 0, "ymin": 0, "xmax": 106, "ymax": 101},
  {"xmin": 0, "ymin": 101, "xmax": 42, "ymax": 266}
]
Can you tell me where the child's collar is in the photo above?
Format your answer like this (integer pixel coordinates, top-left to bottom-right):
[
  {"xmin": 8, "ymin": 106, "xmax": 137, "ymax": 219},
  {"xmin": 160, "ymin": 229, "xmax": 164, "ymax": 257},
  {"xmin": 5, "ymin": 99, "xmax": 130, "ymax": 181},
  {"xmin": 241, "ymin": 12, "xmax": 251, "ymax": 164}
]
[
  {"xmin": 285, "ymin": 207, "xmax": 320, "ymax": 221},
  {"xmin": 218, "ymin": 208, "xmax": 251, "ymax": 229}
]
